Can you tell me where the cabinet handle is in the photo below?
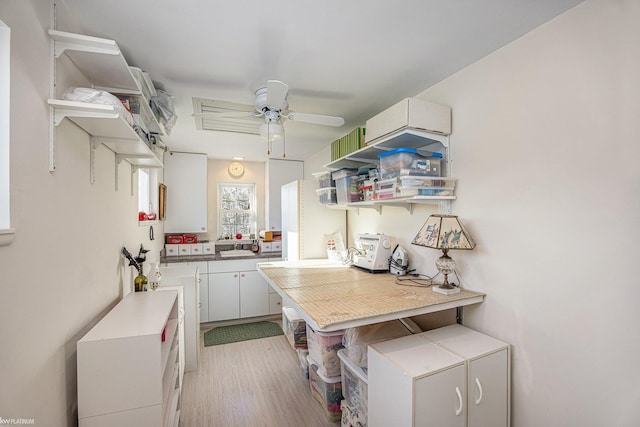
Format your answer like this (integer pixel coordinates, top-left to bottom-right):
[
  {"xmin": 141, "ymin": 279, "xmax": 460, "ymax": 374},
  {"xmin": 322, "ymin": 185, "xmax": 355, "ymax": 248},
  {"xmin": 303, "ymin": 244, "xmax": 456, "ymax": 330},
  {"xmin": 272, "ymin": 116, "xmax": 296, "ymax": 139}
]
[
  {"xmin": 234, "ymin": 274, "xmax": 238, "ymax": 278},
  {"xmin": 241, "ymin": 273, "xmax": 245, "ymax": 278},
  {"xmin": 455, "ymin": 386, "xmax": 463, "ymax": 416},
  {"xmin": 475, "ymin": 377, "xmax": 483, "ymax": 405}
]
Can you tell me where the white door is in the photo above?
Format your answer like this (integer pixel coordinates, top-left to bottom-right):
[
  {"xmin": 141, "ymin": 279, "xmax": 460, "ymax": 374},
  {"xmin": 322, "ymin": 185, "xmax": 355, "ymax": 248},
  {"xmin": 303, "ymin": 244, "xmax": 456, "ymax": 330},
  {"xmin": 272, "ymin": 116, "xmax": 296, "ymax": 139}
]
[
  {"xmin": 467, "ymin": 349, "xmax": 509, "ymax": 427},
  {"xmin": 414, "ymin": 365, "xmax": 467, "ymax": 427},
  {"xmin": 208, "ymin": 272, "xmax": 240, "ymax": 321},
  {"xmin": 239, "ymin": 270, "xmax": 269, "ymax": 318}
]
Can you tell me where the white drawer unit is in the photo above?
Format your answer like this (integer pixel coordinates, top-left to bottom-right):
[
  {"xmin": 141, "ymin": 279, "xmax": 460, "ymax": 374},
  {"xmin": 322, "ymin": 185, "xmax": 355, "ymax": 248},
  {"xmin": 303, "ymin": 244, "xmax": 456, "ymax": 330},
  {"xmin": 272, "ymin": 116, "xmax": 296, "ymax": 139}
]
[{"xmin": 77, "ymin": 291, "xmax": 180, "ymax": 427}]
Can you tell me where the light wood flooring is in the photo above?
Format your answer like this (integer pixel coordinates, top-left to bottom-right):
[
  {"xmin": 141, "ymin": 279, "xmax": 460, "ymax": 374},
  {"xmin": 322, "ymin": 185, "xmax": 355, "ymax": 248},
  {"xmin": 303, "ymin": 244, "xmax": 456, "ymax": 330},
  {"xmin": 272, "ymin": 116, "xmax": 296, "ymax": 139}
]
[{"xmin": 179, "ymin": 323, "xmax": 339, "ymax": 427}]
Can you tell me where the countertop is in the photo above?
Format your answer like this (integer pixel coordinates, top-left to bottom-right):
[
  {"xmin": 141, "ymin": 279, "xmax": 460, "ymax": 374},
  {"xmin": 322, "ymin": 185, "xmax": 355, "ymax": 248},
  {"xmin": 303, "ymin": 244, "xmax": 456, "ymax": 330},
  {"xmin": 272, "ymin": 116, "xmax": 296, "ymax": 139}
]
[
  {"xmin": 161, "ymin": 251, "xmax": 282, "ymax": 264},
  {"xmin": 257, "ymin": 259, "xmax": 485, "ymax": 332}
]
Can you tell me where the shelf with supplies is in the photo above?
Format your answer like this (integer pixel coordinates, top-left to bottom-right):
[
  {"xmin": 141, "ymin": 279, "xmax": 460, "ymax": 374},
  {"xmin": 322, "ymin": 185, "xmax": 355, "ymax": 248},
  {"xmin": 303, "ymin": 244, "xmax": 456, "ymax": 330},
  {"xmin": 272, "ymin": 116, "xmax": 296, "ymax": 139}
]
[
  {"xmin": 324, "ymin": 127, "xmax": 449, "ymax": 170},
  {"xmin": 48, "ymin": 29, "xmax": 165, "ymax": 189}
]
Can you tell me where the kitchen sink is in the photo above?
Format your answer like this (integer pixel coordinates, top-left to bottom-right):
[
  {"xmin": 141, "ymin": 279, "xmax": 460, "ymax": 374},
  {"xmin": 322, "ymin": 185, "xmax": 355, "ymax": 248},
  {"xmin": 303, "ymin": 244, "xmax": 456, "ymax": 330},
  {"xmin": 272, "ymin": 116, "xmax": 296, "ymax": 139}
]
[{"xmin": 218, "ymin": 249, "xmax": 256, "ymax": 258}]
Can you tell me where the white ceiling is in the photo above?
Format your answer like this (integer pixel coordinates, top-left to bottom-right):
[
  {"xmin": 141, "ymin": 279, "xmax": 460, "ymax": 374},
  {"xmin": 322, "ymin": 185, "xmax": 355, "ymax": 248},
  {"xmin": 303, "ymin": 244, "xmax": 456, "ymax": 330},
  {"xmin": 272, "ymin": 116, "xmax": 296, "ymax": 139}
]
[{"xmin": 55, "ymin": 0, "xmax": 583, "ymax": 162}]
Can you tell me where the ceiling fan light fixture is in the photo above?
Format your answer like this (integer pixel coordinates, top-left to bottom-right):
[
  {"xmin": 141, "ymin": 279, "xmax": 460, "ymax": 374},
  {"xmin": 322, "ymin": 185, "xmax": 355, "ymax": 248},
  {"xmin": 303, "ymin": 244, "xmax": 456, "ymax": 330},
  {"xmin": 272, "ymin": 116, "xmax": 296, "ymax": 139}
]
[{"xmin": 259, "ymin": 122, "xmax": 283, "ymax": 142}]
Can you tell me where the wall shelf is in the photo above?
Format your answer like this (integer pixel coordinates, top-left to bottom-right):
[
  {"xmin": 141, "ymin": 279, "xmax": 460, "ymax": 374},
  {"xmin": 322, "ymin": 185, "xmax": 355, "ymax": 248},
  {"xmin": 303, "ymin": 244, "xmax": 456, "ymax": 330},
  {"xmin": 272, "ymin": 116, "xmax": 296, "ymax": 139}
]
[{"xmin": 49, "ymin": 30, "xmax": 165, "ymax": 183}]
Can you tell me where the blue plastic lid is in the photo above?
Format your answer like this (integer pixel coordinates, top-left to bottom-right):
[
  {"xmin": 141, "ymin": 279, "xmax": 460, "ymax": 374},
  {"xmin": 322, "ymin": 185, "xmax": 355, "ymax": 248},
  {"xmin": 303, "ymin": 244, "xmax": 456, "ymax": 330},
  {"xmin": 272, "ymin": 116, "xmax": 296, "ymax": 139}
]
[{"xmin": 378, "ymin": 147, "xmax": 443, "ymax": 158}]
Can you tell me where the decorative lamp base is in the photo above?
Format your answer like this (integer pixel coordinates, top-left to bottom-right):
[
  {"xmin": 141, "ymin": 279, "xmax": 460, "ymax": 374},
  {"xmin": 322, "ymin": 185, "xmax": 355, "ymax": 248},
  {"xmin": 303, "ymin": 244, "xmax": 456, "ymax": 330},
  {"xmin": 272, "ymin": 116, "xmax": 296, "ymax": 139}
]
[{"xmin": 432, "ymin": 285, "xmax": 461, "ymax": 295}]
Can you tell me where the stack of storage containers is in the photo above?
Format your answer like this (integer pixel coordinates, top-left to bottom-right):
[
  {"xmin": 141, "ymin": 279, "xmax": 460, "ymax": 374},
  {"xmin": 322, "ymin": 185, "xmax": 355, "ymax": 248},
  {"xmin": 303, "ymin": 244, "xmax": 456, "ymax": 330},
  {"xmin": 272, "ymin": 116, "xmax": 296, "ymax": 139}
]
[
  {"xmin": 313, "ymin": 171, "xmax": 337, "ymax": 205},
  {"xmin": 306, "ymin": 325, "xmax": 345, "ymax": 422},
  {"xmin": 374, "ymin": 147, "xmax": 448, "ymax": 200},
  {"xmin": 333, "ymin": 168, "xmax": 361, "ymax": 205},
  {"xmin": 282, "ymin": 307, "xmax": 309, "ymax": 378}
]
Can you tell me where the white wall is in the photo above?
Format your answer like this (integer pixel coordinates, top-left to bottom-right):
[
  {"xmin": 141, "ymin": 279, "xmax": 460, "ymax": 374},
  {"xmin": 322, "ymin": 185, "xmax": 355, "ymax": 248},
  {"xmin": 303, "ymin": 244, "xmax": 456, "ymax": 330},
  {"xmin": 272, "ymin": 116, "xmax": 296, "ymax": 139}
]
[
  {"xmin": 350, "ymin": 0, "xmax": 640, "ymax": 425},
  {"xmin": 0, "ymin": 1, "xmax": 164, "ymax": 425}
]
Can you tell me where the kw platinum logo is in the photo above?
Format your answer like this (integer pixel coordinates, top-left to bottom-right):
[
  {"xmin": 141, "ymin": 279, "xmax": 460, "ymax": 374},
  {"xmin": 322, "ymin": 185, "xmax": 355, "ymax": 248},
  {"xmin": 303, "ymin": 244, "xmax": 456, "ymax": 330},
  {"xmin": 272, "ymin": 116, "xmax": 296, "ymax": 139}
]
[{"xmin": 0, "ymin": 418, "xmax": 35, "ymax": 425}]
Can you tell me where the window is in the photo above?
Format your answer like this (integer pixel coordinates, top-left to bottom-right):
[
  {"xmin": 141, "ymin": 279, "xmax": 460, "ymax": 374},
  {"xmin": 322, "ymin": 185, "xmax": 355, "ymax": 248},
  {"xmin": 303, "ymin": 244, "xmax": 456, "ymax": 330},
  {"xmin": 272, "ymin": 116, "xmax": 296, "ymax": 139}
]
[
  {"xmin": 0, "ymin": 20, "xmax": 12, "ymax": 238},
  {"xmin": 217, "ymin": 182, "xmax": 256, "ymax": 239},
  {"xmin": 137, "ymin": 168, "xmax": 159, "ymax": 219}
]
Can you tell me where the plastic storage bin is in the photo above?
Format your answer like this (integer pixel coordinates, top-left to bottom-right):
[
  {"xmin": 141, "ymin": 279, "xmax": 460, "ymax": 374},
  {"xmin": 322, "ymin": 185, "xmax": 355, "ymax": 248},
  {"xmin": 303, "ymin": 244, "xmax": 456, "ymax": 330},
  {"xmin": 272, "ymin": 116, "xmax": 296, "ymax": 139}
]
[
  {"xmin": 283, "ymin": 306, "xmax": 307, "ymax": 349},
  {"xmin": 398, "ymin": 176, "xmax": 456, "ymax": 197},
  {"xmin": 378, "ymin": 147, "xmax": 443, "ymax": 179},
  {"xmin": 315, "ymin": 187, "xmax": 337, "ymax": 205},
  {"xmin": 331, "ymin": 168, "xmax": 358, "ymax": 181},
  {"xmin": 338, "ymin": 349, "xmax": 369, "ymax": 426},
  {"xmin": 335, "ymin": 176, "xmax": 362, "ymax": 205},
  {"xmin": 306, "ymin": 325, "xmax": 344, "ymax": 377},
  {"xmin": 313, "ymin": 171, "xmax": 334, "ymax": 188},
  {"xmin": 308, "ymin": 355, "xmax": 343, "ymax": 423},
  {"xmin": 297, "ymin": 348, "xmax": 310, "ymax": 378}
]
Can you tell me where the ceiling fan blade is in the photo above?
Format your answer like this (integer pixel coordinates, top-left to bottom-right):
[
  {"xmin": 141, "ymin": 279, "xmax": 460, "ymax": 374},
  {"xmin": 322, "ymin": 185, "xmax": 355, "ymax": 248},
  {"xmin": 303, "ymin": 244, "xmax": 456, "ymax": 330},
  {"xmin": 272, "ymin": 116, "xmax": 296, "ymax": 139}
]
[
  {"xmin": 286, "ymin": 112, "xmax": 345, "ymax": 127},
  {"xmin": 266, "ymin": 80, "xmax": 289, "ymax": 110}
]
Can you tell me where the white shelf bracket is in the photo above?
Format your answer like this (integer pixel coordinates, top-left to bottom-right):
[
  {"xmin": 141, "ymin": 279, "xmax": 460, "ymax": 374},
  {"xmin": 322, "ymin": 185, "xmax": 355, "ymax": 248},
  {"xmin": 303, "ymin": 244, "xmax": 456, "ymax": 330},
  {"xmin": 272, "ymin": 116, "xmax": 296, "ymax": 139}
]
[
  {"xmin": 115, "ymin": 154, "xmax": 126, "ymax": 191},
  {"xmin": 90, "ymin": 137, "xmax": 100, "ymax": 185},
  {"xmin": 130, "ymin": 165, "xmax": 140, "ymax": 196}
]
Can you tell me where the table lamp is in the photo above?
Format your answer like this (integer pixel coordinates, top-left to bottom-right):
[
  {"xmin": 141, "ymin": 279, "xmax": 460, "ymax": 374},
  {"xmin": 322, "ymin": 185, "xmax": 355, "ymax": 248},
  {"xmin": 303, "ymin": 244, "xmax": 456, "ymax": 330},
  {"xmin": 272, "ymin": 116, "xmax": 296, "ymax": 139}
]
[{"xmin": 411, "ymin": 214, "xmax": 476, "ymax": 295}]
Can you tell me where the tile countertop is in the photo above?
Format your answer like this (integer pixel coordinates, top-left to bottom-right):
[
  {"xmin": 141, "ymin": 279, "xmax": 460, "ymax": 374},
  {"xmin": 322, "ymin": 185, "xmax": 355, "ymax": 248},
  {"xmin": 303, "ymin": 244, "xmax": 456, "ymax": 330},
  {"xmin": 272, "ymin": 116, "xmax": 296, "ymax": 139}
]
[{"xmin": 161, "ymin": 251, "xmax": 282, "ymax": 263}]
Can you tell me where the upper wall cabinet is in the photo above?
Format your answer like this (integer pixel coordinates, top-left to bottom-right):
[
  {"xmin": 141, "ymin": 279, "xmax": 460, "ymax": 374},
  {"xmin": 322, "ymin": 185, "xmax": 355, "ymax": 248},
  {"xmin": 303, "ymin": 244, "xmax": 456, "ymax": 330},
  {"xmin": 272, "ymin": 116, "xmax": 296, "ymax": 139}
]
[
  {"xmin": 48, "ymin": 30, "xmax": 164, "ymax": 182},
  {"xmin": 163, "ymin": 152, "xmax": 208, "ymax": 234}
]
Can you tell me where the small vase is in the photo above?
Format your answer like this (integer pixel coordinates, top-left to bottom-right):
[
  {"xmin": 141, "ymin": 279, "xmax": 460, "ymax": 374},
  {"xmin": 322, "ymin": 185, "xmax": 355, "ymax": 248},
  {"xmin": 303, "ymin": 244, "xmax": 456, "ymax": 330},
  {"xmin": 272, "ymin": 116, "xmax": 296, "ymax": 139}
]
[{"xmin": 134, "ymin": 271, "xmax": 148, "ymax": 292}]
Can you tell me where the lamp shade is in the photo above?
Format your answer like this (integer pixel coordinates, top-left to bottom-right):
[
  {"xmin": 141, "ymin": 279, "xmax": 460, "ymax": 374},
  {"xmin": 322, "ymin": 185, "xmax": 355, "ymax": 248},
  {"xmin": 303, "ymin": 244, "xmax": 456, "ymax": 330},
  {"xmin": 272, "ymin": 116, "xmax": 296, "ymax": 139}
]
[{"xmin": 412, "ymin": 214, "xmax": 476, "ymax": 250}]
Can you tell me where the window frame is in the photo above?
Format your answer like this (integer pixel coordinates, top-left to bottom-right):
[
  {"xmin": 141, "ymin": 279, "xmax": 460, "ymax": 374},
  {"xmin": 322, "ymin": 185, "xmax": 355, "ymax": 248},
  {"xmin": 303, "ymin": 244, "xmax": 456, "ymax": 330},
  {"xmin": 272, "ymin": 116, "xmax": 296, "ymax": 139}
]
[
  {"xmin": 0, "ymin": 20, "xmax": 13, "ymax": 243},
  {"xmin": 217, "ymin": 181, "xmax": 257, "ymax": 240}
]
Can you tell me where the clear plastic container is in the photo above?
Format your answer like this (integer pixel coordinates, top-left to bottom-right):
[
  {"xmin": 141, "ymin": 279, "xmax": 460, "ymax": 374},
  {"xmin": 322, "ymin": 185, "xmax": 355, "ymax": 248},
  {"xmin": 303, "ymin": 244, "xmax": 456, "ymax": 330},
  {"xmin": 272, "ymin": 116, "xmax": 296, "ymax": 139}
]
[
  {"xmin": 283, "ymin": 306, "xmax": 307, "ymax": 349},
  {"xmin": 378, "ymin": 147, "xmax": 443, "ymax": 179},
  {"xmin": 398, "ymin": 176, "xmax": 456, "ymax": 189},
  {"xmin": 331, "ymin": 168, "xmax": 358, "ymax": 181},
  {"xmin": 315, "ymin": 187, "xmax": 337, "ymax": 205},
  {"xmin": 338, "ymin": 349, "xmax": 368, "ymax": 425},
  {"xmin": 335, "ymin": 176, "xmax": 362, "ymax": 205},
  {"xmin": 306, "ymin": 325, "xmax": 344, "ymax": 377},
  {"xmin": 312, "ymin": 171, "xmax": 334, "ymax": 188},
  {"xmin": 308, "ymin": 355, "xmax": 343, "ymax": 423}
]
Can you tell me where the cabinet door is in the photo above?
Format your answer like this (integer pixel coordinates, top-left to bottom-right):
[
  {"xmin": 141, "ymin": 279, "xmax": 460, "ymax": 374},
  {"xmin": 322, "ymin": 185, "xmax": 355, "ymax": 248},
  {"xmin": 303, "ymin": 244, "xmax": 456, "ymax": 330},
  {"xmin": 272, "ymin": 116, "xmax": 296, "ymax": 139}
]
[
  {"xmin": 239, "ymin": 270, "xmax": 269, "ymax": 318},
  {"xmin": 415, "ymin": 365, "xmax": 466, "ymax": 427},
  {"xmin": 468, "ymin": 349, "xmax": 509, "ymax": 427},
  {"xmin": 163, "ymin": 152, "xmax": 208, "ymax": 233},
  {"xmin": 199, "ymin": 273, "xmax": 209, "ymax": 323},
  {"xmin": 269, "ymin": 293, "xmax": 282, "ymax": 315},
  {"xmin": 208, "ymin": 272, "xmax": 239, "ymax": 321}
]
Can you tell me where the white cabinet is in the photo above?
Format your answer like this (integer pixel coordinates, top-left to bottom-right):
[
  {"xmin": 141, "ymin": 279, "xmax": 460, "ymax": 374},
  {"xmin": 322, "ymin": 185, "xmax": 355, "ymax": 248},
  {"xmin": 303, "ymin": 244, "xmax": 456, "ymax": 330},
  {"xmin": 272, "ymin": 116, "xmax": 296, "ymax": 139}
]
[
  {"xmin": 265, "ymin": 158, "xmax": 303, "ymax": 231},
  {"xmin": 163, "ymin": 152, "xmax": 208, "ymax": 233},
  {"xmin": 281, "ymin": 180, "xmax": 346, "ymax": 261},
  {"xmin": 77, "ymin": 291, "xmax": 180, "ymax": 427},
  {"xmin": 419, "ymin": 324, "xmax": 511, "ymax": 427},
  {"xmin": 207, "ymin": 259, "xmax": 272, "ymax": 321},
  {"xmin": 368, "ymin": 325, "xmax": 510, "ymax": 427},
  {"xmin": 369, "ymin": 334, "xmax": 467, "ymax": 427}
]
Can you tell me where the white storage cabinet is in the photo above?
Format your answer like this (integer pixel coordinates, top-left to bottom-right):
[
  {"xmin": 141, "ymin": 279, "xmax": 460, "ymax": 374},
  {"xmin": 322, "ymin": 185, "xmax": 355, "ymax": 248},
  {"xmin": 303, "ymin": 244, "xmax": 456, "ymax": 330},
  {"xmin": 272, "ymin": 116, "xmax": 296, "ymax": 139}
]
[
  {"xmin": 419, "ymin": 324, "xmax": 511, "ymax": 427},
  {"xmin": 163, "ymin": 152, "xmax": 208, "ymax": 233},
  {"xmin": 369, "ymin": 334, "xmax": 467, "ymax": 427},
  {"xmin": 77, "ymin": 291, "xmax": 180, "ymax": 427},
  {"xmin": 207, "ymin": 259, "xmax": 271, "ymax": 321},
  {"xmin": 267, "ymin": 257, "xmax": 283, "ymax": 314},
  {"xmin": 265, "ymin": 158, "xmax": 303, "ymax": 231}
]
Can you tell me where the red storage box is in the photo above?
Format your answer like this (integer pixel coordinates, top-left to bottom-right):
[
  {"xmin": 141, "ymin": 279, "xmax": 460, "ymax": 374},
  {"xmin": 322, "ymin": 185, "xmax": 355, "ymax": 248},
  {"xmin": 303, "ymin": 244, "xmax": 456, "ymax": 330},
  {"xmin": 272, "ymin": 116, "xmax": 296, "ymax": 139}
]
[
  {"xmin": 166, "ymin": 235, "xmax": 184, "ymax": 244},
  {"xmin": 183, "ymin": 234, "xmax": 198, "ymax": 244}
]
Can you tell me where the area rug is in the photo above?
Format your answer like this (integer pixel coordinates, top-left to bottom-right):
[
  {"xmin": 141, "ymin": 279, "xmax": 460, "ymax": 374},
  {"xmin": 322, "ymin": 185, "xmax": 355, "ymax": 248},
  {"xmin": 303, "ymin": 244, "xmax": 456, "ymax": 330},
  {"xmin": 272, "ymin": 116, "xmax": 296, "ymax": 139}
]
[{"xmin": 204, "ymin": 321, "xmax": 284, "ymax": 347}]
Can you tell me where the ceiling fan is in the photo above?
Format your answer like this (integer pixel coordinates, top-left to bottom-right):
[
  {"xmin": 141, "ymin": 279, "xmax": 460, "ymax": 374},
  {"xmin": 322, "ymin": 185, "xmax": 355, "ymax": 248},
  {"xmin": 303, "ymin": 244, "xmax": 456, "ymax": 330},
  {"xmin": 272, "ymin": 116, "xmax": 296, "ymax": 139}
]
[{"xmin": 194, "ymin": 80, "xmax": 345, "ymax": 156}]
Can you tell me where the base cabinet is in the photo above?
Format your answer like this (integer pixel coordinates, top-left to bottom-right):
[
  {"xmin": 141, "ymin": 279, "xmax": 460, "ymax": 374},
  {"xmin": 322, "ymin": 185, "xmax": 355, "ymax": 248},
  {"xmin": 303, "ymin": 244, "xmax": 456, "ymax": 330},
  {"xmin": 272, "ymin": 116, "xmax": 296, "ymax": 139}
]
[
  {"xmin": 369, "ymin": 325, "xmax": 510, "ymax": 427},
  {"xmin": 207, "ymin": 259, "xmax": 278, "ymax": 321},
  {"xmin": 77, "ymin": 291, "xmax": 180, "ymax": 427}
]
